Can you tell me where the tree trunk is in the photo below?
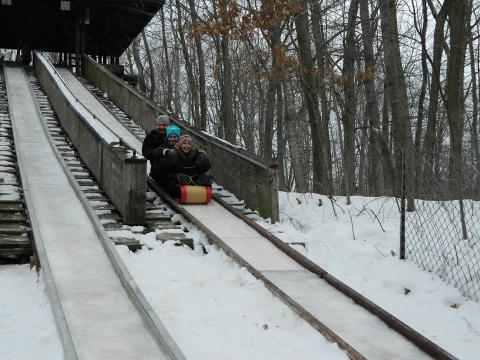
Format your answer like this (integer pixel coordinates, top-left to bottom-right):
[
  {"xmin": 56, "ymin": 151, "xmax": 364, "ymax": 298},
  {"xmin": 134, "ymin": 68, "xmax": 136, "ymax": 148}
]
[
  {"xmin": 217, "ymin": 0, "xmax": 236, "ymax": 144},
  {"xmin": 187, "ymin": 0, "xmax": 207, "ymax": 130},
  {"xmin": 468, "ymin": 7, "xmax": 480, "ymax": 197},
  {"xmin": 141, "ymin": 30, "xmax": 156, "ymax": 101},
  {"xmin": 125, "ymin": 47, "xmax": 134, "ymax": 74},
  {"xmin": 413, "ymin": 0, "xmax": 428, "ymax": 189},
  {"xmin": 276, "ymin": 84, "xmax": 287, "ymax": 191},
  {"xmin": 380, "ymin": 0, "xmax": 415, "ymax": 210},
  {"xmin": 359, "ymin": 0, "xmax": 383, "ymax": 195},
  {"xmin": 341, "ymin": 0, "xmax": 359, "ymax": 204},
  {"xmin": 380, "ymin": 80, "xmax": 394, "ymax": 193},
  {"xmin": 132, "ymin": 35, "xmax": 146, "ymax": 94},
  {"xmin": 263, "ymin": 27, "xmax": 282, "ymax": 162},
  {"xmin": 358, "ymin": 109, "xmax": 368, "ymax": 195},
  {"xmin": 175, "ymin": 0, "xmax": 201, "ymax": 127},
  {"xmin": 283, "ymin": 76, "xmax": 308, "ymax": 193},
  {"xmin": 446, "ymin": 0, "xmax": 468, "ymax": 239},
  {"xmin": 294, "ymin": 0, "xmax": 327, "ymax": 193},
  {"xmin": 161, "ymin": 8, "xmax": 173, "ymax": 110},
  {"xmin": 423, "ymin": 0, "xmax": 450, "ymax": 186},
  {"xmin": 310, "ymin": 0, "xmax": 333, "ymax": 186},
  {"xmin": 171, "ymin": 9, "xmax": 182, "ymax": 118}
]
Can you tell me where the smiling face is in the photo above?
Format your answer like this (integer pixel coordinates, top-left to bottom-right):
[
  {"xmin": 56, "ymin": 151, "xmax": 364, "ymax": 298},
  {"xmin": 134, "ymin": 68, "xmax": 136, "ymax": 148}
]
[{"xmin": 180, "ymin": 139, "xmax": 192, "ymax": 154}]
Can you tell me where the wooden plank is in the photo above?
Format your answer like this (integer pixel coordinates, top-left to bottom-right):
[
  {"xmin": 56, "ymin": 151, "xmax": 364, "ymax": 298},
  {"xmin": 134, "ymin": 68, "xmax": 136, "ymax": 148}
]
[
  {"xmin": 145, "ymin": 213, "xmax": 171, "ymax": 221},
  {"xmin": 86, "ymin": 195, "xmax": 109, "ymax": 201},
  {"xmin": 98, "ymin": 213, "xmax": 121, "ymax": 221},
  {"xmin": 0, "ymin": 213, "xmax": 27, "ymax": 222},
  {"xmin": 111, "ymin": 237, "xmax": 142, "ymax": 251},
  {"xmin": 74, "ymin": 174, "xmax": 93, "ymax": 180},
  {"xmin": 0, "ymin": 233, "xmax": 31, "ymax": 246},
  {"xmin": 92, "ymin": 204, "xmax": 116, "ymax": 211},
  {"xmin": 0, "ymin": 223, "xmax": 31, "ymax": 234},
  {"xmin": 156, "ymin": 233, "xmax": 194, "ymax": 249},
  {"xmin": 147, "ymin": 221, "xmax": 181, "ymax": 230},
  {"xmin": 0, "ymin": 247, "xmax": 33, "ymax": 255},
  {"xmin": 77, "ymin": 180, "xmax": 96, "ymax": 186},
  {"xmin": 0, "ymin": 202, "xmax": 23, "ymax": 212},
  {"xmin": 103, "ymin": 223, "xmax": 126, "ymax": 231},
  {"xmin": 145, "ymin": 203, "xmax": 157, "ymax": 211},
  {"xmin": 0, "ymin": 199, "xmax": 24, "ymax": 204},
  {"xmin": 82, "ymin": 189, "xmax": 103, "ymax": 194},
  {"xmin": 156, "ymin": 232, "xmax": 187, "ymax": 241}
]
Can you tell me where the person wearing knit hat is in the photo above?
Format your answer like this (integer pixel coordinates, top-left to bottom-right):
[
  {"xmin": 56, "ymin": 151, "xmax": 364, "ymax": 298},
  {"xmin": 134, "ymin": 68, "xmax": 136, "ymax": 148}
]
[
  {"xmin": 150, "ymin": 124, "xmax": 182, "ymax": 193},
  {"xmin": 177, "ymin": 135, "xmax": 194, "ymax": 148},
  {"xmin": 166, "ymin": 125, "xmax": 181, "ymax": 146},
  {"xmin": 173, "ymin": 134, "xmax": 212, "ymax": 188},
  {"xmin": 141, "ymin": 114, "xmax": 171, "ymax": 163},
  {"xmin": 156, "ymin": 114, "xmax": 170, "ymax": 125}
]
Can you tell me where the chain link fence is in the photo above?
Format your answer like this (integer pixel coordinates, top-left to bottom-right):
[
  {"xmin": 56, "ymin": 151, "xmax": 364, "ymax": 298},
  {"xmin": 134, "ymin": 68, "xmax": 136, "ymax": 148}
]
[{"xmin": 404, "ymin": 153, "xmax": 480, "ymax": 302}]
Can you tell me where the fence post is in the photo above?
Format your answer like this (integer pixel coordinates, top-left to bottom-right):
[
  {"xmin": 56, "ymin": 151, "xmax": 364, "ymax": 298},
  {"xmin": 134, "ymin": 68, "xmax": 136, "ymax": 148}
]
[{"xmin": 400, "ymin": 147, "xmax": 406, "ymax": 260}]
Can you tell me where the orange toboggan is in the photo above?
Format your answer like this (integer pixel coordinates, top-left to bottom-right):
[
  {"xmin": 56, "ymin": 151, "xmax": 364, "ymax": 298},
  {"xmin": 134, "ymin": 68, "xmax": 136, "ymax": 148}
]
[{"xmin": 178, "ymin": 185, "xmax": 212, "ymax": 204}]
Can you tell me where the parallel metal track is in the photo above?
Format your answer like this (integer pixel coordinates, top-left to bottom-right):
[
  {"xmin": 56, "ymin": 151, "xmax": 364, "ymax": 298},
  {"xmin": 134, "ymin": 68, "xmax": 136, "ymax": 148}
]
[{"xmin": 80, "ymin": 76, "xmax": 457, "ymax": 360}]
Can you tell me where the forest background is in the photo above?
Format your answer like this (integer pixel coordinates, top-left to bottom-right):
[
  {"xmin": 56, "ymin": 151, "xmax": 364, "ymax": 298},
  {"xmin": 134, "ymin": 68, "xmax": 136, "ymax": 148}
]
[{"xmin": 122, "ymin": 0, "xmax": 478, "ymax": 210}]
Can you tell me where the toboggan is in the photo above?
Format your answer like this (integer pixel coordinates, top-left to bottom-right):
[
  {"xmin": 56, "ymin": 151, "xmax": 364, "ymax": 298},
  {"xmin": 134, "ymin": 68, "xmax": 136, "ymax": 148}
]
[{"xmin": 178, "ymin": 185, "xmax": 212, "ymax": 204}]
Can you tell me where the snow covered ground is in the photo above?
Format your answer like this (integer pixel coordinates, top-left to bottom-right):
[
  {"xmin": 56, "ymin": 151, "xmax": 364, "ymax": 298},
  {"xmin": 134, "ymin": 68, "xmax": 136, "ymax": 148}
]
[
  {"xmin": 255, "ymin": 193, "xmax": 480, "ymax": 360},
  {"xmin": 1, "ymin": 192, "xmax": 479, "ymax": 359},
  {"xmin": 117, "ymin": 245, "xmax": 347, "ymax": 359},
  {"xmin": 0, "ymin": 265, "xmax": 63, "ymax": 360}
]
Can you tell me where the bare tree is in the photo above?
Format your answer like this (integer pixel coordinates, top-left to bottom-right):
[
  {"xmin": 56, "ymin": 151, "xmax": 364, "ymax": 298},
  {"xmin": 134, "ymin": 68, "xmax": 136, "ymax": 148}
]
[
  {"xmin": 132, "ymin": 35, "xmax": 147, "ymax": 93},
  {"xmin": 294, "ymin": 0, "xmax": 328, "ymax": 193},
  {"xmin": 379, "ymin": 0, "xmax": 415, "ymax": 210},
  {"xmin": 341, "ymin": 0, "xmax": 359, "ymax": 204}
]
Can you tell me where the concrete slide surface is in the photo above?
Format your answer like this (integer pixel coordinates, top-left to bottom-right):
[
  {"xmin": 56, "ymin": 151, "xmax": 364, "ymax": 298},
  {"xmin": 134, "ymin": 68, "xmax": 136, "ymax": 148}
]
[{"xmin": 5, "ymin": 65, "xmax": 168, "ymax": 359}]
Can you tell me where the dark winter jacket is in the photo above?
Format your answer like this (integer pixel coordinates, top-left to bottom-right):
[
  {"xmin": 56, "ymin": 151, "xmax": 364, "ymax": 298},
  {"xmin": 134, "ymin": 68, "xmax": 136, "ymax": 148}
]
[
  {"xmin": 142, "ymin": 130, "xmax": 167, "ymax": 162},
  {"xmin": 150, "ymin": 148, "xmax": 210, "ymax": 185}
]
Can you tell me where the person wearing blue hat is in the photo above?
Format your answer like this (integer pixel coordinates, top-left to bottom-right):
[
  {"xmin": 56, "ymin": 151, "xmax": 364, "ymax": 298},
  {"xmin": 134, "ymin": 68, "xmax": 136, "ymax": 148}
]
[
  {"xmin": 165, "ymin": 125, "xmax": 181, "ymax": 147},
  {"xmin": 150, "ymin": 125, "xmax": 182, "ymax": 191}
]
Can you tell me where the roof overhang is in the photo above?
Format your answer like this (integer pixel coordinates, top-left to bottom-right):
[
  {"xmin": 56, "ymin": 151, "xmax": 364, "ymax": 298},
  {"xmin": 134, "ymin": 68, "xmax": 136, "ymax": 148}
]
[{"xmin": 0, "ymin": 0, "xmax": 164, "ymax": 56}]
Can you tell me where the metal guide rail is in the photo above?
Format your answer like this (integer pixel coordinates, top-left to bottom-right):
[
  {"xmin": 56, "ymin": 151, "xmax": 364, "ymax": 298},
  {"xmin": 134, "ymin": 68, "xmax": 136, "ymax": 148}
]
[
  {"xmin": 0, "ymin": 64, "xmax": 33, "ymax": 263},
  {"xmin": 4, "ymin": 65, "xmax": 185, "ymax": 360},
  {"xmin": 78, "ymin": 76, "xmax": 456, "ymax": 360}
]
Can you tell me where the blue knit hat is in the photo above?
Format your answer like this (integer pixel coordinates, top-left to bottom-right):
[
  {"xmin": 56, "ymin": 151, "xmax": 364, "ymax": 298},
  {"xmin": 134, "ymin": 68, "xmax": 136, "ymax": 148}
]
[{"xmin": 166, "ymin": 125, "xmax": 181, "ymax": 138}]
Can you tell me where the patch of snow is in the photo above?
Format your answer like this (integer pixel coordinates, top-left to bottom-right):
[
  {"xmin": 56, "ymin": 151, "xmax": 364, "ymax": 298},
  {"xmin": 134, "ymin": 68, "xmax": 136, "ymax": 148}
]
[
  {"xmin": 0, "ymin": 265, "xmax": 63, "ymax": 360},
  {"xmin": 107, "ymin": 230, "xmax": 136, "ymax": 239},
  {"xmin": 131, "ymin": 226, "xmax": 145, "ymax": 234},
  {"xmin": 117, "ymin": 241, "xmax": 347, "ymax": 360}
]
